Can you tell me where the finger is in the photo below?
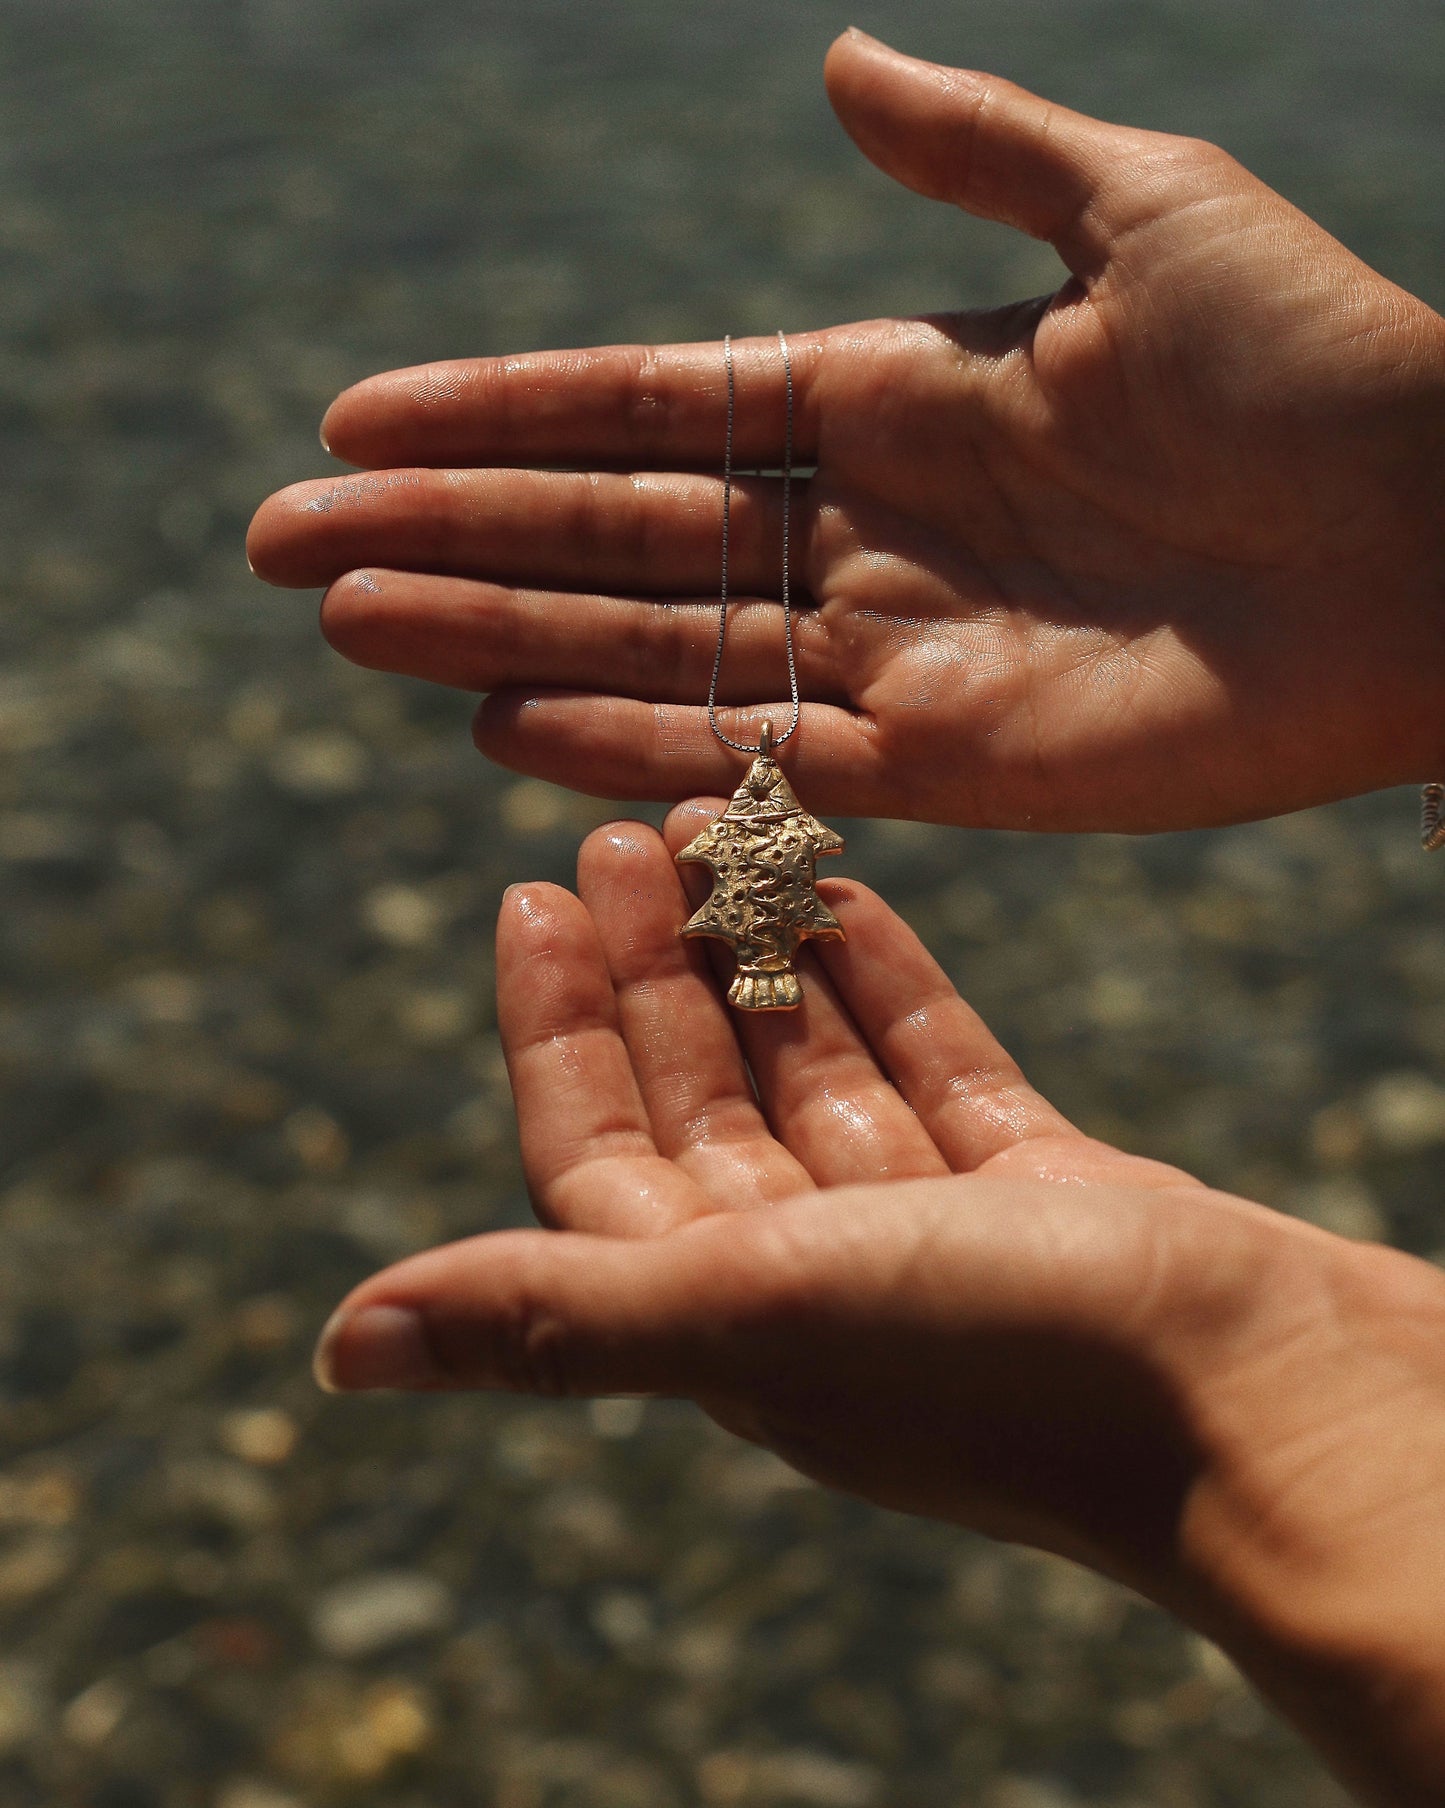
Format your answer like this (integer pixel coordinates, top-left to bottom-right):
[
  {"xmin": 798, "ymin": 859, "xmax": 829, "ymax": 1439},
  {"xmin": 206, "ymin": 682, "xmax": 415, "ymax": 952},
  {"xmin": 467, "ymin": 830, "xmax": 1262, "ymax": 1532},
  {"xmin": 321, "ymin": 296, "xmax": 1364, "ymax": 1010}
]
[
  {"xmin": 663, "ymin": 797, "xmax": 731, "ymax": 844},
  {"xmin": 313, "ymin": 1197, "xmax": 855, "ymax": 1394},
  {"xmin": 475, "ymin": 693, "xmax": 898, "ymax": 815},
  {"xmin": 807, "ymin": 880, "xmax": 1075, "ymax": 1169},
  {"xmin": 824, "ymin": 29, "xmax": 1180, "ymax": 275},
  {"xmin": 659, "ymin": 805, "xmax": 949, "ymax": 1187},
  {"xmin": 313, "ymin": 1168, "xmax": 1206, "ymax": 1398},
  {"xmin": 575, "ymin": 821, "xmax": 815, "ymax": 1208},
  {"xmin": 318, "ymin": 333, "xmax": 827, "ymax": 472},
  {"xmin": 496, "ymin": 882, "xmax": 705, "ymax": 1237},
  {"xmin": 246, "ymin": 468, "xmax": 802, "ymax": 596},
  {"xmin": 320, "ymin": 569, "xmax": 847, "ymax": 703}
]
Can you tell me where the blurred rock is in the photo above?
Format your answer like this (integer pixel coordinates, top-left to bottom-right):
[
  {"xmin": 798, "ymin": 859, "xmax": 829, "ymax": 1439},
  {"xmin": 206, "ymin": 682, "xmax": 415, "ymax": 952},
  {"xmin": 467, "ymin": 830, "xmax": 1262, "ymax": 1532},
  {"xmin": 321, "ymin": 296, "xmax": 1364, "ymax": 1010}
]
[
  {"xmin": 267, "ymin": 730, "xmax": 369, "ymax": 797},
  {"xmin": 363, "ymin": 882, "xmax": 446, "ymax": 948},
  {"xmin": 310, "ymin": 1571, "xmax": 455, "ymax": 1659},
  {"xmin": 62, "ymin": 1678, "xmax": 129, "ymax": 1748},
  {"xmin": 500, "ymin": 779, "xmax": 569, "ymax": 837},
  {"xmin": 0, "ymin": 811, "xmax": 97, "ymax": 862},
  {"xmin": 395, "ymin": 985, "xmax": 474, "ymax": 1045},
  {"xmin": 195, "ymin": 1615, "xmax": 282, "ymax": 1670},
  {"xmin": 219, "ymin": 1407, "xmax": 300, "ymax": 1467},
  {"xmin": 664, "ymin": 1621, "xmax": 736, "ymax": 1686},
  {"xmin": 123, "ymin": 970, "xmax": 203, "ymax": 1025},
  {"xmin": 0, "ymin": 1467, "xmax": 81, "ymax": 1527},
  {"xmin": 588, "ymin": 1396, "xmax": 646, "ymax": 1439},
  {"xmin": 0, "ymin": 1663, "xmax": 44, "ymax": 1756},
  {"xmin": 0, "ymin": 1531, "xmax": 76, "ymax": 1601},
  {"xmin": 271, "ymin": 1675, "xmax": 436, "ymax": 1784},
  {"xmin": 493, "ymin": 1409, "xmax": 595, "ymax": 1483},
  {"xmin": 215, "ymin": 1782, "xmax": 306, "ymax": 1808},
  {"xmin": 1291, "ymin": 1178, "xmax": 1389, "ymax": 1242},
  {"xmin": 532, "ymin": 1486, "xmax": 635, "ymax": 1573},
  {"xmin": 707, "ymin": 1446, "xmax": 814, "ymax": 1513},
  {"xmin": 1308, "ymin": 1099, "xmax": 1368, "ymax": 1167},
  {"xmin": 282, "ymin": 1107, "xmax": 350, "ymax": 1174},
  {"xmin": 231, "ymin": 1294, "xmax": 301, "ymax": 1353},
  {"xmin": 226, "ymin": 691, "xmax": 284, "ymax": 749},
  {"xmin": 589, "ymin": 1588, "xmax": 653, "ymax": 1652},
  {"xmin": 982, "ymin": 1782, "xmax": 1079, "ymax": 1808},
  {"xmin": 697, "ymin": 1748, "xmax": 881, "ymax": 1807},
  {"xmin": 168, "ymin": 1459, "xmax": 278, "ymax": 1533},
  {"xmin": 1360, "ymin": 1070, "xmax": 1445, "ymax": 1152},
  {"xmin": 1026, "ymin": 1553, "xmax": 1126, "ymax": 1638}
]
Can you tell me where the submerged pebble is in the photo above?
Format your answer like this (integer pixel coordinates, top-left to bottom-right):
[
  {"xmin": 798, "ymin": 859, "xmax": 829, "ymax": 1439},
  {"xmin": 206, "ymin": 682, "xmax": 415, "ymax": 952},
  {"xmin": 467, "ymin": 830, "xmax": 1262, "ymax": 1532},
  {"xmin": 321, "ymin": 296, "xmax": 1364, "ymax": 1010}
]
[{"xmin": 310, "ymin": 1571, "xmax": 457, "ymax": 1659}]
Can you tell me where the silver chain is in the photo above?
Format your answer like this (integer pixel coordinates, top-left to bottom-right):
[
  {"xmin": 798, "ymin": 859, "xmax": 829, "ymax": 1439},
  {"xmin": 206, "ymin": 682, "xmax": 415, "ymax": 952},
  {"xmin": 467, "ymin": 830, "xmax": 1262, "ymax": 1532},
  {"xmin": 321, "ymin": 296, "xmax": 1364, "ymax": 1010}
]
[{"xmin": 707, "ymin": 331, "xmax": 800, "ymax": 755}]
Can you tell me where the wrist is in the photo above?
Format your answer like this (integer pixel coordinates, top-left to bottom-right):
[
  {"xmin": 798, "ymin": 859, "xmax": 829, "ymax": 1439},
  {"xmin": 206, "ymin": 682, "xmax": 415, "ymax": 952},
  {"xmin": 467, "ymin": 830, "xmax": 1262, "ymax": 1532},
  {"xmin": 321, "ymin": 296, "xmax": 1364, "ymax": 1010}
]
[
  {"xmin": 1168, "ymin": 1231, "xmax": 1445, "ymax": 1805},
  {"xmin": 1391, "ymin": 305, "xmax": 1445, "ymax": 782},
  {"xmin": 1343, "ymin": 296, "xmax": 1445, "ymax": 789}
]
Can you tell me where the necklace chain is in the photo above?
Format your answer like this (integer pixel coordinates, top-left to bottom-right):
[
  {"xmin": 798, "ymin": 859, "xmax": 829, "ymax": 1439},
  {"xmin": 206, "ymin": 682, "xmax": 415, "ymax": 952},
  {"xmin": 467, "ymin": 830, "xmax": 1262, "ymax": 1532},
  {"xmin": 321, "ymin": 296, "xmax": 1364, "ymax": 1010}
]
[{"xmin": 707, "ymin": 331, "xmax": 800, "ymax": 755}]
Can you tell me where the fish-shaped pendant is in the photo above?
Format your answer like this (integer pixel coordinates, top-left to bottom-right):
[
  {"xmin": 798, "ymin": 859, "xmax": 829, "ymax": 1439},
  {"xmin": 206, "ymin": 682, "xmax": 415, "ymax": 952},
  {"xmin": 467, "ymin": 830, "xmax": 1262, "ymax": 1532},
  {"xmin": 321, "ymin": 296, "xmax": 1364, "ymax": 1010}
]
[{"xmin": 675, "ymin": 723, "xmax": 845, "ymax": 1010}]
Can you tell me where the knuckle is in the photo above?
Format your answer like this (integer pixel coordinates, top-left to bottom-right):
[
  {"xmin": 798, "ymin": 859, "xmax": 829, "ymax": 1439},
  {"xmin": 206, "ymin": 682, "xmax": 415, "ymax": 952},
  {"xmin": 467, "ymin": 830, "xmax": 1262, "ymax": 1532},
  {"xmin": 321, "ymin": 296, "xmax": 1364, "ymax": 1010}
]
[
  {"xmin": 746, "ymin": 1213, "xmax": 832, "ymax": 1327},
  {"xmin": 1175, "ymin": 132, "xmax": 1235, "ymax": 170},
  {"xmin": 570, "ymin": 471, "xmax": 639, "ymax": 567},
  {"xmin": 491, "ymin": 1295, "xmax": 583, "ymax": 1397},
  {"xmin": 319, "ymin": 571, "xmax": 383, "ymax": 656},
  {"xmin": 1143, "ymin": 130, "xmax": 1240, "ymax": 190},
  {"xmin": 648, "ymin": 701, "xmax": 694, "ymax": 771},
  {"xmin": 624, "ymin": 472, "xmax": 662, "ymax": 568},
  {"xmin": 613, "ymin": 600, "xmax": 656, "ymax": 685},
  {"xmin": 624, "ymin": 343, "xmax": 674, "ymax": 444},
  {"xmin": 642, "ymin": 600, "xmax": 699, "ymax": 697},
  {"xmin": 794, "ymin": 609, "xmax": 839, "ymax": 697}
]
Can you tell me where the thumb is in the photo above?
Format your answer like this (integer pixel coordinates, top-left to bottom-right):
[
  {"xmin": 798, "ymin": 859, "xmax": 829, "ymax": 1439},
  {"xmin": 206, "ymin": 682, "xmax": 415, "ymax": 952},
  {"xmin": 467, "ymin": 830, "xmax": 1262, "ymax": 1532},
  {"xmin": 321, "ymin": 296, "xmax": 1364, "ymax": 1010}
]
[
  {"xmin": 312, "ymin": 1215, "xmax": 777, "ymax": 1397},
  {"xmin": 824, "ymin": 28, "xmax": 1165, "ymax": 274}
]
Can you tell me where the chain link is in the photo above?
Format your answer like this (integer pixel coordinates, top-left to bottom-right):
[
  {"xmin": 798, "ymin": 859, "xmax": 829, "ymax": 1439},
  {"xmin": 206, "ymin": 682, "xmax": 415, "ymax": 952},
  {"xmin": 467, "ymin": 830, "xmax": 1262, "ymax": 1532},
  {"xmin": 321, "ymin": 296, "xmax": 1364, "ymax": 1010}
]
[{"xmin": 706, "ymin": 331, "xmax": 801, "ymax": 755}]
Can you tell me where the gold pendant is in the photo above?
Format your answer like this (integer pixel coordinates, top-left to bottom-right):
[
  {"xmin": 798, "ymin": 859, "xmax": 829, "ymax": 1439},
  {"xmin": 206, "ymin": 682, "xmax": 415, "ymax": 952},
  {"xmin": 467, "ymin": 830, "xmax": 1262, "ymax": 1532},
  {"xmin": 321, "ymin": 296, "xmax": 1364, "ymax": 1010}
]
[{"xmin": 675, "ymin": 725, "xmax": 845, "ymax": 1011}]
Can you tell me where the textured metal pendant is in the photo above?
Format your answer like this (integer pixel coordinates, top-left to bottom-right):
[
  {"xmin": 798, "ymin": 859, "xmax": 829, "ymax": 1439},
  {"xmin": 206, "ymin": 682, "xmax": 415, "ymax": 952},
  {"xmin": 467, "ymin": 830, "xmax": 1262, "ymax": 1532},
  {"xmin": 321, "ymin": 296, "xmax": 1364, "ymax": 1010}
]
[{"xmin": 676, "ymin": 728, "xmax": 845, "ymax": 1011}]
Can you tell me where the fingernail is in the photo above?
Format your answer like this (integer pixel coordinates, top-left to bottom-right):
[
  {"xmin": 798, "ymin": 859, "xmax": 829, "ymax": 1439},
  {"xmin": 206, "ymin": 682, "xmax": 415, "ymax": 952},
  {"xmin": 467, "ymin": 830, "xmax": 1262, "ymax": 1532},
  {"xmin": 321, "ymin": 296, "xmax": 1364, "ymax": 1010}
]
[
  {"xmin": 502, "ymin": 884, "xmax": 552, "ymax": 927},
  {"xmin": 314, "ymin": 1303, "xmax": 439, "ymax": 1392},
  {"xmin": 319, "ymin": 422, "xmax": 333, "ymax": 455}
]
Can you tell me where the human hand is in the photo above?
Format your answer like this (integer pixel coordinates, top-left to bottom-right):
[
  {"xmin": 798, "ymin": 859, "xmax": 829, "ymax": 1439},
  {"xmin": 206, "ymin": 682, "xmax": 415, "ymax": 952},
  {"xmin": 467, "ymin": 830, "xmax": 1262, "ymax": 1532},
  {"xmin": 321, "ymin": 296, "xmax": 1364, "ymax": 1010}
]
[
  {"xmin": 316, "ymin": 804, "xmax": 1445, "ymax": 1805},
  {"xmin": 247, "ymin": 29, "xmax": 1445, "ymax": 833}
]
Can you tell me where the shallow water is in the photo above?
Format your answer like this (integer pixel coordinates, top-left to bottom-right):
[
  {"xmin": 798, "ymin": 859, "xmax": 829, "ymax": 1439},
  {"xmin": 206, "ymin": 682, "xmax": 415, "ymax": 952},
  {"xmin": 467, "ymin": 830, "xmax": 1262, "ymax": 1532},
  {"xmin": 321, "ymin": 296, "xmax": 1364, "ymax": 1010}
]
[{"xmin": 1, "ymin": 2, "xmax": 1441, "ymax": 1804}]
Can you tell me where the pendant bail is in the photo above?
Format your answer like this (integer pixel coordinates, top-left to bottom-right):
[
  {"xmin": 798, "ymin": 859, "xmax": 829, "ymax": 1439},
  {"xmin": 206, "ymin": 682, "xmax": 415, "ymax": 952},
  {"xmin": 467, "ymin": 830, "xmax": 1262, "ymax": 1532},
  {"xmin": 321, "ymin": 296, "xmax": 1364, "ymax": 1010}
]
[{"xmin": 758, "ymin": 719, "xmax": 773, "ymax": 757}]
